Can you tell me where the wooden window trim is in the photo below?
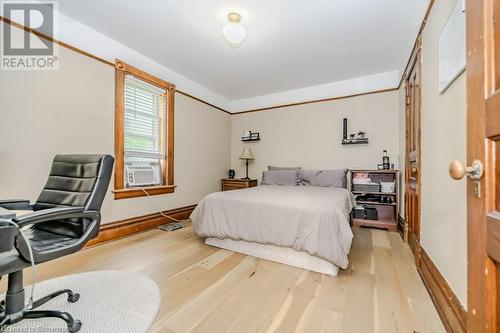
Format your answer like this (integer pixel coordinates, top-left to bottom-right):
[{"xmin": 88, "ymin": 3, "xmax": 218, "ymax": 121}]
[{"xmin": 113, "ymin": 59, "xmax": 175, "ymax": 200}]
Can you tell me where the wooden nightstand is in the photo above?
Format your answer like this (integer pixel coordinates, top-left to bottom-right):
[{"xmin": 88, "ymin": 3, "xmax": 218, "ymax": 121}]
[{"xmin": 221, "ymin": 179, "xmax": 257, "ymax": 191}]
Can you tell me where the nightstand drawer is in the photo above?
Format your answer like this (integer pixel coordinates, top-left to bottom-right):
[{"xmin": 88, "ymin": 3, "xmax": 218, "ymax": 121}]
[
  {"xmin": 221, "ymin": 179, "xmax": 257, "ymax": 191},
  {"xmin": 223, "ymin": 183, "xmax": 246, "ymax": 191}
]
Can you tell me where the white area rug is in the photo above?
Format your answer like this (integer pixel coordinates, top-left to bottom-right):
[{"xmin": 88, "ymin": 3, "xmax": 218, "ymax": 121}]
[{"xmin": 2, "ymin": 271, "xmax": 161, "ymax": 333}]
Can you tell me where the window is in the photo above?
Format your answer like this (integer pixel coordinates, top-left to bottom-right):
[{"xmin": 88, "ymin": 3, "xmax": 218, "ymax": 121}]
[{"xmin": 114, "ymin": 60, "xmax": 175, "ymax": 199}]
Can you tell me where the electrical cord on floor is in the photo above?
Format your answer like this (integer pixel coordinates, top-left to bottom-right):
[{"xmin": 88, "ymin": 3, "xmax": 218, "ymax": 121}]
[
  {"xmin": 5, "ymin": 220, "xmax": 37, "ymax": 309},
  {"xmin": 140, "ymin": 188, "xmax": 190, "ymax": 222}
]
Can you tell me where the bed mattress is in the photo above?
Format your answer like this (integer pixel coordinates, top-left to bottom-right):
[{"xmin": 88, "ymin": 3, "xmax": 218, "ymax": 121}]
[
  {"xmin": 191, "ymin": 185, "xmax": 355, "ymax": 269},
  {"xmin": 205, "ymin": 237, "xmax": 340, "ymax": 276}
]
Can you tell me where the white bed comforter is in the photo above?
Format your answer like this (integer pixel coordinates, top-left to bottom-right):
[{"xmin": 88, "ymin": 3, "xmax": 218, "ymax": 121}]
[{"xmin": 190, "ymin": 185, "xmax": 355, "ymax": 269}]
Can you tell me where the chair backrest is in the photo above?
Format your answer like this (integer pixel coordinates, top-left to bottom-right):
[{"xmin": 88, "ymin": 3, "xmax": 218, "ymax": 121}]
[{"xmin": 34, "ymin": 154, "xmax": 114, "ymax": 211}]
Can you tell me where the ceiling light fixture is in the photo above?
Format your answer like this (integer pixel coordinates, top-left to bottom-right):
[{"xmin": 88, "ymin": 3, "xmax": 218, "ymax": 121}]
[{"xmin": 222, "ymin": 12, "xmax": 246, "ymax": 48}]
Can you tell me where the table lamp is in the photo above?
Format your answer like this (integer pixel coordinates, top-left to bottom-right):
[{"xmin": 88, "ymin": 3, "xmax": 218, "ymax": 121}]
[{"xmin": 239, "ymin": 148, "xmax": 254, "ymax": 180}]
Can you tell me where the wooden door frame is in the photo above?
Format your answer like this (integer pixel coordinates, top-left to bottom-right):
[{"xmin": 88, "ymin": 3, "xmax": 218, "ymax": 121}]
[
  {"xmin": 404, "ymin": 39, "xmax": 422, "ymax": 263},
  {"xmin": 466, "ymin": 0, "xmax": 496, "ymax": 331}
]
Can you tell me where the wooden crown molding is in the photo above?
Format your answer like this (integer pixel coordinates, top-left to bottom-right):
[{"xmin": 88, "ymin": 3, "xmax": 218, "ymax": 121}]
[
  {"xmin": 398, "ymin": 0, "xmax": 435, "ymax": 88},
  {"xmin": 232, "ymin": 87, "xmax": 399, "ymax": 115},
  {"xmin": 0, "ymin": 16, "xmax": 114, "ymax": 67},
  {"xmin": 176, "ymin": 90, "xmax": 231, "ymax": 114},
  {"xmin": 86, "ymin": 204, "xmax": 196, "ymax": 247}
]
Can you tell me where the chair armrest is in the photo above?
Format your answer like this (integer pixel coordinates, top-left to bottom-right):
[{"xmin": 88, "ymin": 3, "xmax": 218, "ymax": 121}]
[
  {"xmin": 13, "ymin": 206, "xmax": 85, "ymax": 227},
  {"xmin": 0, "ymin": 199, "xmax": 32, "ymax": 210}
]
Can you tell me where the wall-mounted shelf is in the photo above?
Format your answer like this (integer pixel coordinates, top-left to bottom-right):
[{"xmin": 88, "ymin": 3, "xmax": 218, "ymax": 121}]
[
  {"xmin": 341, "ymin": 138, "xmax": 369, "ymax": 145},
  {"xmin": 241, "ymin": 137, "xmax": 260, "ymax": 142},
  {"xmin": 341, "ymin": 118, "xmax": 369, "ymax": 145},
  {"xmin": 241, "ymin": 131, "xmax": 260, "ymax": 142}
]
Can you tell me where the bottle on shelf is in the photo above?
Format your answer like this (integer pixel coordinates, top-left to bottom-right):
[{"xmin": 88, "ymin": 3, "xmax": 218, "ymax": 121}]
[{"xmin": 382, "ymin": 150, "xmax": 390, "ymax": 170}]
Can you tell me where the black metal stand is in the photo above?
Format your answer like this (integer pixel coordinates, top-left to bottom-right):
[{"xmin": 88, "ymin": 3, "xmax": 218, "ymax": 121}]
[
  {"xmin": 0, "ymin": 270, "xmax": 82, "ymax": 332},
  {"xmin": 242, "ymin": 159, "xmax": 250, "ymax": 180}
]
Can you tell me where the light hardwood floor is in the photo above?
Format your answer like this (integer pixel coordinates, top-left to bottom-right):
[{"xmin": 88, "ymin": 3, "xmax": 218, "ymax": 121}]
[{"xmin": 1, "ymin": 226, "xmax": 445, "ymax": 333}]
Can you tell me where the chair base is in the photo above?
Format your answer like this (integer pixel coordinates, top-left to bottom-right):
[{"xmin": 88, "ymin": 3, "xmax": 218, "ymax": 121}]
[{"xmin": 0, "ymin": 270, "xmax": 82, "ymax": 332}]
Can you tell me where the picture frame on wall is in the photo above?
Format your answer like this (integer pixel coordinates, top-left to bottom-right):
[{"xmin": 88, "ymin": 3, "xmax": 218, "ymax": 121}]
[{"xmin": 438, "ymin": 0, "xmax": 466, "ymax": 94}]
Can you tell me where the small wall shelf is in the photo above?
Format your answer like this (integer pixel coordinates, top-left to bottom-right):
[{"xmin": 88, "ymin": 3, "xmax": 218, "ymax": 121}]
[
  {"xmin": 341, "ymin": 118, "xmax": 369, "ymax": 145},
  {"xmin": 241, "ymin": 137, "xmax": 261, "ymax": 142},
  {"xmin": 341, "ymin": 138, "xmax": 369, "ymax": 145}
]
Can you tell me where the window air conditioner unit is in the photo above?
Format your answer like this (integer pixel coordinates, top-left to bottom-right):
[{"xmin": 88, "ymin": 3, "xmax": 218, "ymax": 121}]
[{"xmin": 125, "ymin": 165, "xmax": 159, "ymax": 187}]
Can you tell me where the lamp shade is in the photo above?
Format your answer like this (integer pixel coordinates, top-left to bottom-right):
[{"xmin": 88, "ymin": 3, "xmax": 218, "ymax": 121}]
[
  {"xmin": 239, "ymin": 148, "xmax": 254, "ymax": 160},
  {"xmin": 222, "ymin": 12, "xmax": 246, "ymax": 48},
  {"xmin": 222, "ymin": 23, "xmax": 246, "ymax": 48}
]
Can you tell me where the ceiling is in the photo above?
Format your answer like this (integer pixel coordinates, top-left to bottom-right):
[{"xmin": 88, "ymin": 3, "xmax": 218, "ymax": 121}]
[{"xmin": 58, "ymin": 0, "xmax": 429, "ymax": 101}]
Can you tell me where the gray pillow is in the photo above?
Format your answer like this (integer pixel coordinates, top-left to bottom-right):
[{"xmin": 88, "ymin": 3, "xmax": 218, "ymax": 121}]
[
  {"xmin": 262, "ymin": 170, "xmax": 299, "ymax": 186},
  {"xmin": 299, "ymin": 169, "xmax": 348, "ymax": 188},
  {"xmin": 297, "ymin": 170, "xmax": 320, "ymax": 185},
  {"xmin": 268, "ymin": 165, "xmax": 301, "ymax": 171}
]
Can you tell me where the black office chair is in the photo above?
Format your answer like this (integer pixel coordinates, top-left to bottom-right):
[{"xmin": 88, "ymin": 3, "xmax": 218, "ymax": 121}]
[{"xmin": 0, "ymin": 154, "xmax": 114, "ymax": 332}]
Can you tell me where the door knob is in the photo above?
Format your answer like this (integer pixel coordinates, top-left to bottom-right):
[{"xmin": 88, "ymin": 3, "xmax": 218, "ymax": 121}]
[{"xmin": 449, "ymin": 159, "xmax": 484, "ymax": 180}]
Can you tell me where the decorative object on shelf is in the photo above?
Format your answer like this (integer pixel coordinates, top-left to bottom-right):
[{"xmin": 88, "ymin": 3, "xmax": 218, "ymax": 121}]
[
  {"xmin": 241, "ymin": 130, "xmax": 260, "ymax": 142},
  {"xmin": 228, "ymin": 169, "xmax": 235, "ymax": 179},
  {"xmin": 352, "ymin": 172, "xmax": 380, "ymax": 192},
  {"xmin": 341, "ymin": 118, "xmax": 369, "ymax": 145},
  {"xmin": 222, "ymin": 12, "xmax": 246, "ymax": 48},
  {"xmin": 381, "ymin": 181, "xmax": 395, "ymax": 193},
  {"xmin": 239, "ymin": 148, "xmax": 255, "ymax": 180},
  {"xmin": 382, "ymin": 150, "xmax": 390, "ymax": 170}
]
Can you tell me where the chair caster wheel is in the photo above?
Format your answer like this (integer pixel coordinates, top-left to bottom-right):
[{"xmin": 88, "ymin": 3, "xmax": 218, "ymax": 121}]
[
  {"xmin": 67, "ymin": 293, "xmax": 80, "ymax": 303},
  {"xmin": 68, "ymin": 320, "xmax": 82, "ymax": 333}
]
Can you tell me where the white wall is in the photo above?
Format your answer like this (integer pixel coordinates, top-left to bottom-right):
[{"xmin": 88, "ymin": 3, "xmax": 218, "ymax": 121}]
[
  {"xmin": 399, "ymin": 0, "xmax": 467, "ymax": 307},
  {"xmin": 230, "ymin": 91, "xmax": 400, "ymax": 179},
  {"xmin": 421, "ymin": 0, "xmax": 468, "ymax": 307},
  {"xmin": 0, "ymin": 34, "xmax": 231, "ymax": 224}
]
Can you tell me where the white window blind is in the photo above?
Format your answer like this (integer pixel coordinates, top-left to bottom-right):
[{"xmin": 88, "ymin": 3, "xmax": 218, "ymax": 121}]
[{"xmin": 124, "ymin": 74, "xmax": 167, "ymax": 160}]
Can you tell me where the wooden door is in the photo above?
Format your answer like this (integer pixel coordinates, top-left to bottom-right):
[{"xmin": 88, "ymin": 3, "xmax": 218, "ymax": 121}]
[
  {"xmin": 405, "ymin": 45, "xmax": 422, "ymax": 261},
  {"xmin": 463, "ymin": 0, "xmax": 500, "ymax": 331}
]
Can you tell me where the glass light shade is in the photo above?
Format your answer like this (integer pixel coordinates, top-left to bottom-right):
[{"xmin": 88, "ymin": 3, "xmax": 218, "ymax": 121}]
[{"xmin": 222, "ymin": 22, "xmax": 246, "ymax": 48}]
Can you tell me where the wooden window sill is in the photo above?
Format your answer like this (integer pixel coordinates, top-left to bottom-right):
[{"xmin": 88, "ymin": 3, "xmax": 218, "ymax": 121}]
[{"xmin": 112, "ymin": 185, "xmax": 176, "ymax": 200}]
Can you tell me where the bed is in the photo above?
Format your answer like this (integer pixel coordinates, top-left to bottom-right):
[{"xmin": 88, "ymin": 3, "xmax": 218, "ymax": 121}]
[{"xmin": 190, "ymin": 184, "xmax": 355, "ymax": 276}]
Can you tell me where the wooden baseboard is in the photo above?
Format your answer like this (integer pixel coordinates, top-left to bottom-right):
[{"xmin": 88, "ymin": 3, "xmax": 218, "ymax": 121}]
[
  {"xmin": 417, "ymin": 247, "xmax": 467, "ymax": 333},
  {"xmin": 86, "ymin": 204, "xmax": 196, "ymax": 247},
  {"xmin": 398, "ymin": 214, "xmax": 405, "ymax": 240}
]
